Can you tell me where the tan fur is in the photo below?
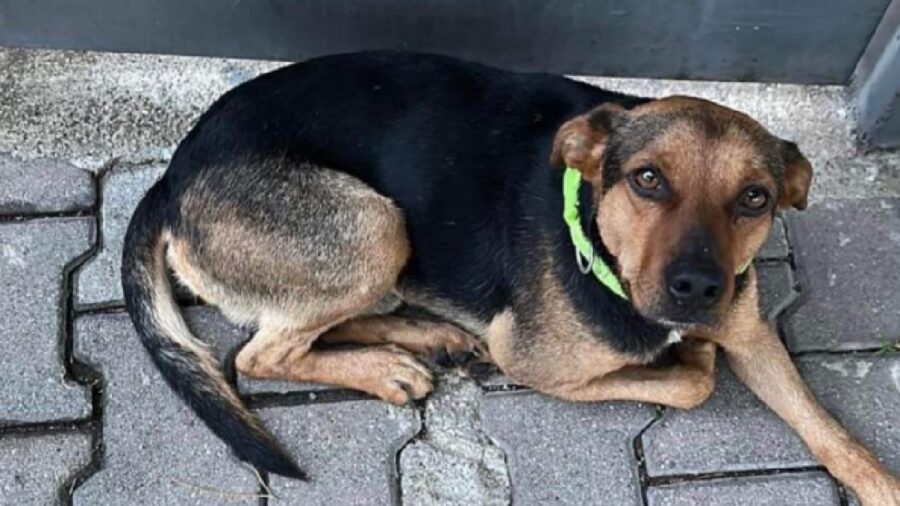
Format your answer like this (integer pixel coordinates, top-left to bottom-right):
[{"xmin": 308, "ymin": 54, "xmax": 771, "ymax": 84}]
[
  {"xmin": 321, "ymin": 314, "xmax": 485, "ymax": 357},
  {"xmin": 168, "ymin": 166, "xmax": 437, "ymax": 405},
  {"xmin": 236, "ymin": 325, "xmax": 434, "ymax": 405},
  {"xmin": 486, "ymin": 251, "xmax": 658, "ymax": 386},
  {"xmin": 595, "ymin": 104, "xmax": 778, "ymax": 318},
  {"xmin": 484, "ymin": 259, "xmax": 715, "ymax": 408},
  {"xmin": 550, "ymin": 102, "xmax": 625, "ymax": 181},
  {"xmin": 779, "ymin": 144, "xmax": 814, "ymax": 210}
]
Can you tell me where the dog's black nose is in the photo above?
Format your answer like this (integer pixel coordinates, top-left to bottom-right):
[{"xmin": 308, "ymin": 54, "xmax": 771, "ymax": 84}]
[{"xmin": 665, "ymin": 263, "xmax": 724, "ymax": 309}]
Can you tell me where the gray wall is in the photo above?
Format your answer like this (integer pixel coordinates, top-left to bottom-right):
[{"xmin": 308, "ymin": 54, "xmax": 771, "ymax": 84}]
[{"xmin": 0, "ymin": 0, "xmax": 891, "ymax": 84}]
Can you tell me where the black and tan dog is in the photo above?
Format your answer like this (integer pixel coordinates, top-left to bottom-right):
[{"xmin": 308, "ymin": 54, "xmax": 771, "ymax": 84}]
[{"xmin": 122, "ymin": 51, "xmax": 899, "ymax": 503}]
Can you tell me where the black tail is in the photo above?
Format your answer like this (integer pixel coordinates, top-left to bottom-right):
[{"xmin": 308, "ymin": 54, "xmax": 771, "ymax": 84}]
[{"xmin": 121, "ymin": 181, "xmax": 305, "ymax": 480}]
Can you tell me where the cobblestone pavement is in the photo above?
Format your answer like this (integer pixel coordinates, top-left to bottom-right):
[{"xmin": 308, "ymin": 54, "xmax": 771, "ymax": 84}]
[{"xmin": 1, "ymin": 48, "xmax": 899, "ymax": 505}]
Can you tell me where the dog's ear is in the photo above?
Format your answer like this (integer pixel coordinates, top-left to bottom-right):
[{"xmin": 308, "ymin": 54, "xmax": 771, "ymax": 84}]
[
  {"xmin": 550, "ymin": 103, "xmax": 626, "ymax": 183},
  {"xmin": 778, "ymin": 141, "xmax": 813, "ymax": 210}
]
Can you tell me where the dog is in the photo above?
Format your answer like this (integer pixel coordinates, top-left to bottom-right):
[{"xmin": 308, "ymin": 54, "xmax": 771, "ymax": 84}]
[{"xmin": 121, "ymin": 51, "xmax": 900, "ymax": 503}]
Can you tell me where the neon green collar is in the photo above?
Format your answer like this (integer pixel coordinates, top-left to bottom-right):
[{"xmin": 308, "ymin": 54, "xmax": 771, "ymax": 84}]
[
  {"xmin": 563, "ymin": 167, "xmax": 628, "ymax": 299},
  {"xmin": 563, "ymin": 168, "xmax": 753, "ymax": 301}
]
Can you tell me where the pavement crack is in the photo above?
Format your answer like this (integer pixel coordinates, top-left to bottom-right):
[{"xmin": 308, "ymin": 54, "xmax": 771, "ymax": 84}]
[{"xmin": 397, "ymin": 372, "xmax": 511, "ymax": 505}]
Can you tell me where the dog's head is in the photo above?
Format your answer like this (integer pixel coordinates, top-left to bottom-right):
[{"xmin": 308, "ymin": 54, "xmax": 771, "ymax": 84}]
[{"xmin": 551, "ymin": 96, "xmax": 812, "ymax": 327}]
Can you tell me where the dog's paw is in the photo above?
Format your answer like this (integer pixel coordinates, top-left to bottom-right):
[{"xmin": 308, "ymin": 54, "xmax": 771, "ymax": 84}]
[
  {"xmin": 363, "ymin": 345, "xmax": 434, "ymax": 405},
  {"xmin": 422, "ymin": 323, "xmax": 487, "ymax": 366}
]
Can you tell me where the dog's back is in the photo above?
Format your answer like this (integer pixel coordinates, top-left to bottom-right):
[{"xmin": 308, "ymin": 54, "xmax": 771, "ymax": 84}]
[{"xmin": 165, "ymin": 51, "xmax": 640, "ymax": 317}]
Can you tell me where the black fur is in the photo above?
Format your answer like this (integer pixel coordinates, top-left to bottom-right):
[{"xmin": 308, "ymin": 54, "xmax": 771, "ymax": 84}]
[{"xmin": 166, "ymin": 51, "xmax": 659, "ymax": 344}]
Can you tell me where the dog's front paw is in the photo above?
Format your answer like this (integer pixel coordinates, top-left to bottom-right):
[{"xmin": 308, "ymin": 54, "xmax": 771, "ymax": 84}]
[
  {"xmin": 424, "ymin": 323, "xmax": 487, "ymax": 366},
  {"xmin": 361, "ymin": 345, "xmax": 434, "ymax": 405}
]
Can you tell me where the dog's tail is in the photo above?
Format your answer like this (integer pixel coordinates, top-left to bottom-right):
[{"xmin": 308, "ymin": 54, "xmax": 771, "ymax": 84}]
[{"xmin": 121, "ymin": 181, "xmax": 305, "ymax": 480}]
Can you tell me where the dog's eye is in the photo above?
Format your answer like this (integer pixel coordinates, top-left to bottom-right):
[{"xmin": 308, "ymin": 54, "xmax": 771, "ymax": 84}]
[
  {"xmin": 738, "ymin": 186, "xmax": 770, "ymax": 215},
  {"xmin": 632, "ymin": 167, "xmax": 662, "ymax": 191}
]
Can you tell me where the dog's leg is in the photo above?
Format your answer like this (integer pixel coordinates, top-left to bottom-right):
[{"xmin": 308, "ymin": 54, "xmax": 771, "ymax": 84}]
[
  {"xmin": 707, "ymin": 270, "xmax": 900, "ymax": 505},
  {"xmin": 717, "ymin": 319, "xmax": 899, "ymax": 504},
  {"xmin": 319, "ymin": 315, "xmax": 485, "ymax": 359},
  {"xmin": 171, "ymin": 164, "xmax": 431, "ymax": 403},
  {"xmin": 236, "ymin": 322, "xmax": 433, "ymax": 405},
  {"xmin": 486, "ymin": 308, "xmax": 717, "ymax": 409},
  {"xmin": 535, "ymin": 338, "xmax": 717, "ymax": 409}
]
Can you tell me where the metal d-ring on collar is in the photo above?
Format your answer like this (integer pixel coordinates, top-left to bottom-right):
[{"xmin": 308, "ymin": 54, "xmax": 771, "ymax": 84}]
[{"xmin": 575, "ymin": 245, "xmax": 594, "ymax": 275}]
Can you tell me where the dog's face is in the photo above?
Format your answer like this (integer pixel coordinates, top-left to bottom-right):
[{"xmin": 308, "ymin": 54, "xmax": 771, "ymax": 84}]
[{"xmin": 552, "ymin": 96, "xmax": 812, "ymax": 326}]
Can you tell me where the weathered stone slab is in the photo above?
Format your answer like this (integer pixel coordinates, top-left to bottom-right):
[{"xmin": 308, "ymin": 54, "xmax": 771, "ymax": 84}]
[
  {"xmin": 797, "ymin": 354, "xmax": 900, "ymax": 475},
  {"xmin": 643, "ymin": 354, "xmax": 900, "ymax": 481},
  {"xmin": 238, "ymin": 374, "xmax": 334, "ymax": 396},
  {"xmin": 756, "ymin": 261, "xmax": 796, "ymax": 321},
  {"xmin": 758, "ymin": 216, "xmax": 789, "ymax": 259},
  {"xmin": 481, "ymin": 390, "xmax": 655, "ymax": 505},
  {"xmin": 259, "ymin": 401, "xmax": 419, "ymax": 505},
  {"xmin": 0, "ymin": 218, "xmax": 93, "ymax": 424},
  {"xmin": 75, "ymin": 164, "xmax": 163, "ymax": 307},
  {"xmin": 0, "ymin": 432, "xmax": 92, "ymax": 506},
  {"xmin": 0, "ymin": 155, "xmax": 94, "ymax": 214},
  {"xmin": 400, "ymin": 374, "xmax": 510, "ymax": 505},
  {"xmin": 0, "ymin": 49, "xmax": 283, "ymax": 168},
  {"xmin": 72, "ymin": 307, "xmax": 258, "ymax": 505},
  {"xmin": 643, "ymin": 360, "xmax": 814, "ymax": 477},
  {"xmin": 785, "ymin": 199, "xmax": 900, "ymax": 351}
]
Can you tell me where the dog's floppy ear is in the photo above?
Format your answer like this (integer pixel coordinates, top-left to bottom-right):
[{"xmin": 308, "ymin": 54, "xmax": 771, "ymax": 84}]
[
  {"xmin": 550, "ymin": 103, "xmax": 626, "ymax": 183},
  {"xmin": 778, "ymin": 141, "xmax": 813, "ymax": 210}
]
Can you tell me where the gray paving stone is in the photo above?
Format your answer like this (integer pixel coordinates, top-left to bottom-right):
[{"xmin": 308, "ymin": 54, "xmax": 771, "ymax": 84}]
[
  {"xmin": 0, "ymin": 218, "xmax": 93, "ymax": 424},
  {"xmin": 400, "ymin": 374, "xmax": 510, "ymax": 506},
  {"xmin": 643, "ymin": 359, "xmax": 814, "ymax": 477},
  {"xmin": 797, "ymin": 354, "xmax": 900, "ymax": 476},
  {"xmin": 643, "ymin": 353, "xmax": 900, "ymax": 480},
  {"xmin": 756, "ymin": 261, "xmax": 796, "ymax": 321},
  {"xmin": 481, "ymin": 390, "xmax": 655, "ymax": 505},
  {"xmin": 758, "ymin": 216, "xmax": 789, "ymax": 259},
  {"xmin": 0, "ymin": 155, "xmax": 94, "ymax": 214},
  {"xmin": 785, "ymin": 199, "xmax": 900, "ymax": 351},
  {"xmin": 259, "ymin": 401, "xmax": 419, "ymax": 505},
  {"xmin": 75, "ymin": 164, "xmax": 164, "ymax": 307},
  {"xmin": 646, "ymin": 472, "xmax": 839, "ymax": 506},
  {"xmin": 72, "ymin": 307, "xmax": 259, "ymax": 505},
  {"xmin": 0, "ymin": 432, "xmax": 92, "ymax": 506}
]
